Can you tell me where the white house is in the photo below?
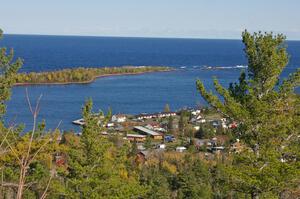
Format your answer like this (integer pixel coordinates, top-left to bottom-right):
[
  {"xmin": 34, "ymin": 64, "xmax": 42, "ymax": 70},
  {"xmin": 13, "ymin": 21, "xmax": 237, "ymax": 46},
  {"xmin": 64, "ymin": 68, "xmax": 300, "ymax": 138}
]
[
  {"xmin": 136, "ymin": 112, "xmax": 177, "ymax": 120},
  {"xmin": 191, "ymin": 109, "xmax": 201, "ymax": 115},
  {"xmin": 111, "ymin": 114, "xmax": 127, "ymax": 123}
]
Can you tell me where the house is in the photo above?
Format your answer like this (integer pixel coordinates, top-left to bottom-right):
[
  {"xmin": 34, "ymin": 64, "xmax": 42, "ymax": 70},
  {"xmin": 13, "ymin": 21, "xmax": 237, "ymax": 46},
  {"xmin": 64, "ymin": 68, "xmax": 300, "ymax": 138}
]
[
  {"xmin": 135, "ymin": 149, "xmax": 165, "ymax": 164},
  {"xmin": 176, "ymin": 146, "xmax": 187, "ymax": 153},
  {"xmin": 135, "ymin": 150, "xmax": 150, "ymax": 164},
  {"xmin": 156, "ymin": 112, "xmax": 177, "ymax": 118},
  {"xmin": 111, "ymin": 114, "xmax": 127, "ymax": 123},
  {"xmin": 133, "ymin": 126, "xmax": 163, "ymax": 140},
  {"xmin": 126, "ymin": 134, "xmax": 147, "ymax": 142},
  {"xmin": 136, "ymin": 112, "xmax": 177, "ymax": 120},
  {"xmin": 191, "ymin": 109, "xmax": 201, "ymax": 116}
]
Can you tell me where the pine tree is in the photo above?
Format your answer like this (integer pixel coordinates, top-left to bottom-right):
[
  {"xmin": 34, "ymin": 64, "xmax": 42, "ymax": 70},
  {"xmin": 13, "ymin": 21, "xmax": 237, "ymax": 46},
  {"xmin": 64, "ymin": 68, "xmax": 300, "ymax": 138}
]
[
  {"xmin": 167, "ymin": 116, "xmax": 174, "ymax": 134},
  {"xmin": 64, "ymin": 99, "xmax": 145, "ymax": 198},
  {"xmin": 0, "ymin": 29, "xmax": 22, "ymax": 116},
  {"xmin": 196, "ymin": 31, "xmax": 300, "ymax": 198},
  {"xmin": 164, "ymin": 104, "xmax": 171, "ymax": 112},
  {"xmin": 176, "ymin": 155, "xmax": 212, "ymax": 199},
  {"xmin": 178, "ymin": 111, "xmax": 189, "ymax": 138}
]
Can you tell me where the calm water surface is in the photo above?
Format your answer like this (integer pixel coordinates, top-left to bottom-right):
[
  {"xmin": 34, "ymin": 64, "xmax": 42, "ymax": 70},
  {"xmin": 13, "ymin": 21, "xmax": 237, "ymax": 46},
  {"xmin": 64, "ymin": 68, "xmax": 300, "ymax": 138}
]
[{"xmin": 2, "ymin": 35, "xmax": 299, "ymax": 131}]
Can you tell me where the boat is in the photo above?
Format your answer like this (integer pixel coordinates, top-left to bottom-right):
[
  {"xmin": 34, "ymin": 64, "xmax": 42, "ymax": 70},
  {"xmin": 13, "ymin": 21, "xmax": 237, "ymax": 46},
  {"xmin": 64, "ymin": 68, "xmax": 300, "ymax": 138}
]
[{"xmin": 72, "ymin": 118, "xmax": 85, "ymax": 125}]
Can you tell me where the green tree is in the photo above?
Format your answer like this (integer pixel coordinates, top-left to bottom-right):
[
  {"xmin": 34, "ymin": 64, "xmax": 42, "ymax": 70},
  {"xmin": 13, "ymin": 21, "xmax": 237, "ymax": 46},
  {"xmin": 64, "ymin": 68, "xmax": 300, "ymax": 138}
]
[
  {"xmin": 64, "ymin": 99, "xmax": 145, "ymax": 198},
  {"xmin": 176, "ymin": 156, "xmax": 212, "ymax": 199},
  {"xmin": 0, "ymin": 29, "xmax": 22, "ymax": 116},
  {"xmin": 196, "ymin": 31, "xmax": 300, "ymax": 198},
  {"xmin": 164, "ymin": 103, "xmax": 171, "ymax": 112},
  {"xmin": 140, "ymin": 167, "xmax": 171, "ymax": 199},
  {"xmin": 167, "ymin": 116, "xmax": 174, "ymax": 134},
  {"xmin": 195, "ymin": 123, "xmax": 215, "ymax": 139},
  {"xmin": 178, "ymin": 110, "xmax": 189, "ymax": 138}
]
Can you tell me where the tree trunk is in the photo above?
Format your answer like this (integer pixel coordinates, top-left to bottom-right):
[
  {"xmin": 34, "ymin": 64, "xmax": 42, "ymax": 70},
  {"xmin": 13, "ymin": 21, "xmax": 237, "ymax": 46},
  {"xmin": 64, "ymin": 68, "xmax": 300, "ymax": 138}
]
[{"xmin": 16, "ymin": 166, "xmax": 26, "ymax": 199}]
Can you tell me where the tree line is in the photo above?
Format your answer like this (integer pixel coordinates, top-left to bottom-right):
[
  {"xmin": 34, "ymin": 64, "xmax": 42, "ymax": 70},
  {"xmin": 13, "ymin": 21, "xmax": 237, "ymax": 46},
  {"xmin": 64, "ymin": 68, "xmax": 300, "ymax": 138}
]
[{"xmin": 14, "ymin": 66, "xmax": 171, "ymax": 85}]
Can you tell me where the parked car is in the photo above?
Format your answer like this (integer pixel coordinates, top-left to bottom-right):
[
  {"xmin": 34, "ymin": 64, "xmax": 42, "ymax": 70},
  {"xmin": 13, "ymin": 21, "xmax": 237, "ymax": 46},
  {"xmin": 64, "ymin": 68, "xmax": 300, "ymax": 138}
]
[{"xmin": 164, "ymin": 135, "xmax": 176, "ymax": 142}]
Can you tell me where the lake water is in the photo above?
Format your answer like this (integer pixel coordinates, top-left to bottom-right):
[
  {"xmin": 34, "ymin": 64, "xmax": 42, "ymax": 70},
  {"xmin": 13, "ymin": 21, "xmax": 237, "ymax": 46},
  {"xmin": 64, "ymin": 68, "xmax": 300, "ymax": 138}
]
[{"xmin": 2, "ymin": 35, "xmax": 300, "ymax": 131}]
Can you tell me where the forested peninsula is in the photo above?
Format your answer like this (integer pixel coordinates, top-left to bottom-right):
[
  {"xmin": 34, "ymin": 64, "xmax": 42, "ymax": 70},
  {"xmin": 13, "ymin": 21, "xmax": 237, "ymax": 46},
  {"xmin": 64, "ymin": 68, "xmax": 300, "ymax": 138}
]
[{"xmin": 14, "ymin": 66, "xmax": 172, "ymax": 85}]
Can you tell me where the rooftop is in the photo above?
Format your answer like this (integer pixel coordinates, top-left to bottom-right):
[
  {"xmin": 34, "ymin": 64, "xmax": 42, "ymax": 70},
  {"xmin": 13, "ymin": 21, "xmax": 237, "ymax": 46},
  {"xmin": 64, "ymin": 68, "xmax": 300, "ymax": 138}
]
[
  {"xmin": 134, "ymin": 126, "xmax": 161, "ymax": 136},
  {"xmin": 127, "ymin": 134, "xmax": 147, "ymax": 138}
]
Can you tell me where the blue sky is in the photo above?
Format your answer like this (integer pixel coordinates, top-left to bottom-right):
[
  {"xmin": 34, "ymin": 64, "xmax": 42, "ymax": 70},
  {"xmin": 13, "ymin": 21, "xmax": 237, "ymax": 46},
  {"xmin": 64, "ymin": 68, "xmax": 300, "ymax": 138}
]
[{"xmin": 0, "ymin": 0, "xmax": 300, "ymax": 39}]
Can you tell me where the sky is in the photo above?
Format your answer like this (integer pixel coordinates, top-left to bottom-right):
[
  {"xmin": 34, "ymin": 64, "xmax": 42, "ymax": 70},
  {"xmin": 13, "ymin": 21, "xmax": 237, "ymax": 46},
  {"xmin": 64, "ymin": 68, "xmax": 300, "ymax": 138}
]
[{"xmin": 0, "ymin": 0, "xmax": 300, "ymax": 40}]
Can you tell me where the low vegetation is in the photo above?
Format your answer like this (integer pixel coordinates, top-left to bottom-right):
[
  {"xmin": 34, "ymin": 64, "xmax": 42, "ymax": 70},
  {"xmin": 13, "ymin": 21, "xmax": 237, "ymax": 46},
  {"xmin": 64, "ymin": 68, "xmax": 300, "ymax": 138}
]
[{"xmin": 14, "ymin": 66, "xmax": 171, "ymax": 85}]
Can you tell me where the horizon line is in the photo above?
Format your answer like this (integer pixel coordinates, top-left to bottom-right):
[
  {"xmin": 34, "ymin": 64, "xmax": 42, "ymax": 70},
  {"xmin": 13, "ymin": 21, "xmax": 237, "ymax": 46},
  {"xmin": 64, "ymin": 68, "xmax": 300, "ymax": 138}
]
[
  {"xmin": 3, "ymin": 32, "xmax": 300, "ymax": 42},
  {"xmin": 3, "ymin": 32, "xmax": 241, "ymax": 41}
]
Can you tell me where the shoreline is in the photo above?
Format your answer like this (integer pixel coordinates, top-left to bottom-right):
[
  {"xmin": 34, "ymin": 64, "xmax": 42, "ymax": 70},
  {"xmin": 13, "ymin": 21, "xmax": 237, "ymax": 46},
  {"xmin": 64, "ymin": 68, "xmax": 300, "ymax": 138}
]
[{"xmin": 14, "ymin": 69, "xmax": 173, "ymax": 86}]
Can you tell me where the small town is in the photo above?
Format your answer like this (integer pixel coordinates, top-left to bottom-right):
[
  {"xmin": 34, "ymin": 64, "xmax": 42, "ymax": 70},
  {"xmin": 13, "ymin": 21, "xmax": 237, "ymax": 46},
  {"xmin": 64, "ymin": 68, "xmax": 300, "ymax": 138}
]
[{"xmin": 71, "ymin": 105, "xmax": 241, "ymax": 162}]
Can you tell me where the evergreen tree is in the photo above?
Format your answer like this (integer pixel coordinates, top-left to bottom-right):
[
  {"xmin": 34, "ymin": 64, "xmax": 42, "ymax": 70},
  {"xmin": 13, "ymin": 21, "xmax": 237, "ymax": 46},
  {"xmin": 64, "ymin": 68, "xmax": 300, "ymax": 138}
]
[
  {"xmin": 0, "ymin": 29, "xmax": 22, "ymax": 116},
  {"xmin": 178, "ymin": 111, "xmax": 189, "ymax": 138},
  {"xmin": 176, "ymin": 156, "xmax": 212, "ymax": 199},
  {"xmin": 140, "ymin": 167, "xmax": 171, "ymax": 199},
  {"xmin": 167, "ymin": 116, "xmax": 174, "ymax": 134},
  {"xmin": 164, "ymin": 104, "xmax": 171, "ymax": 112},
  {"xmin": 64, "ymin": 99, "xmax": 145, "ymax": 198},
  {"xmin": 196, "ymin": 31, "xmax": 300, "ymax": 198}
]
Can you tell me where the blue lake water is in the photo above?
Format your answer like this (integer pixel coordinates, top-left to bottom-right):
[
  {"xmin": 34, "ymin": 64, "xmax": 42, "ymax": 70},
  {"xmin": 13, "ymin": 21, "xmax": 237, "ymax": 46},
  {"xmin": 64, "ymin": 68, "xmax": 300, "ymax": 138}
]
[{"xmin": 2, "ymin": 35, "xmax": 300, "ymax": 131}]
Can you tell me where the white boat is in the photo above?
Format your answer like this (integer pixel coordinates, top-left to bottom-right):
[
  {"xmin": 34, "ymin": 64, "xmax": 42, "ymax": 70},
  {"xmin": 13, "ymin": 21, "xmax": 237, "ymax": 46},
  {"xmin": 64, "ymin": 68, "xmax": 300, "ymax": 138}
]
[{"xmin": 72, "ymin": 118, "xmax": 85, "ymax": 125}]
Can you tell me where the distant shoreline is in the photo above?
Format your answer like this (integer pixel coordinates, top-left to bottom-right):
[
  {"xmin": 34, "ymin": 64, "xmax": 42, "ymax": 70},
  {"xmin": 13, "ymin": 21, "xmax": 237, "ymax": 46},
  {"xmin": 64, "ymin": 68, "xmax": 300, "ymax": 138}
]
[{"xmin": 14, "ymin": 67, "xmax": 173, "ymax": 86}]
